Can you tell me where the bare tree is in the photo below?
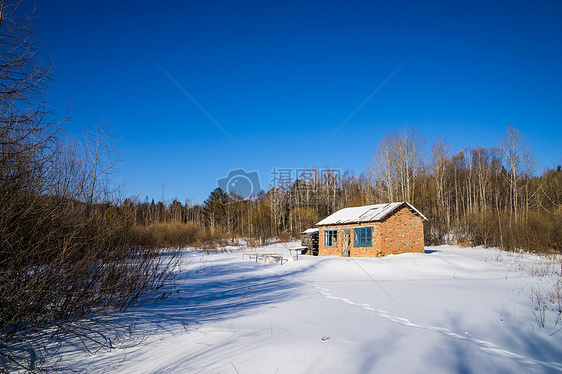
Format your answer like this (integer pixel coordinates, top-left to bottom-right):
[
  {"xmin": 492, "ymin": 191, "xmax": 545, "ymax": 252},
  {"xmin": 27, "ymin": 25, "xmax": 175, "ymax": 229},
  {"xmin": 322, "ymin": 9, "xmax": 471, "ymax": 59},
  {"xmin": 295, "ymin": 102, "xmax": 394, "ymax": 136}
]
[
  {"xmin": 0, "ymin": 3, "xmax": 179, "ymax": 372},
  {"xmin": 431, "ymin": 137, "xmax": 450, "ymax": 213},
  {"xmin": 0, "ymin": 0, "xmax": 60, "ymax": 194},
  {"xmin": 80, "ymin": 121, "xmax": 121, "ymax": 204},
  {"xmin": 499, "ymin": 125, "xmax": 536, "ymax": 220},
  {"xmin": 370, "ymin": 126, "xmax": 425, "ymax": 204},
  {"xmin": 371, "ymin": 133, "xmax": 397, "ymax": 202}
]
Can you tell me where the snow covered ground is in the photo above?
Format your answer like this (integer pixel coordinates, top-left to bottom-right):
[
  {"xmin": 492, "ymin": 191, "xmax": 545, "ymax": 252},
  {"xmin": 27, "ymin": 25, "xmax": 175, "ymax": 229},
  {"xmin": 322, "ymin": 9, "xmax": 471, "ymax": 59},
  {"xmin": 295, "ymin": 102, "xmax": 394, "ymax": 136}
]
[{"xmin": 66, "ymin": 242, "xmax": 562, "ymax": 373}]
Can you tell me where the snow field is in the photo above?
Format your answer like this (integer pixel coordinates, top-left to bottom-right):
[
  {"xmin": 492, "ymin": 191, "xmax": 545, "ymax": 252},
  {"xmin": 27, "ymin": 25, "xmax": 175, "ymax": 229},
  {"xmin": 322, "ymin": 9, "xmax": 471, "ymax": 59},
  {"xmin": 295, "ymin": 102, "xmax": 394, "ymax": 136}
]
[{"xmin": 68, "ymin": 243, "xmax": 562, "ymax": 373}]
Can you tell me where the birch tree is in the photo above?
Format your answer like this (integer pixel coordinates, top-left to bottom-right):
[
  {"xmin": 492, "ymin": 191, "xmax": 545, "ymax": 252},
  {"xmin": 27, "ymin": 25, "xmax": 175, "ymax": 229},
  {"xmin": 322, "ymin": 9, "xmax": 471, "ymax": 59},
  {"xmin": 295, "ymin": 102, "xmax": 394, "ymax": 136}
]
[
  {"xmin": 371, "ymin": 126, "xmax": 425, "ymax": 204},
  {"xmin": 499, "ymin": 125, "xmax": 535, "ymax": 220}
]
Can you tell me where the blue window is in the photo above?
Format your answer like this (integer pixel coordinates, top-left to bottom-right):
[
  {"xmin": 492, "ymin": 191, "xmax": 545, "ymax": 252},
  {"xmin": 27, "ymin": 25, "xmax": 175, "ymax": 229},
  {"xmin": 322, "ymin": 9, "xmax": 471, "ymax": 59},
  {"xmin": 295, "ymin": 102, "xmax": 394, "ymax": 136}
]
[
  {"xmin": 324, "ymin": 229, "xmax": 337, "ymax": 247},
  {"xmin": 353, "ymin": 227, "xmax": 372, "ymax": 247}
]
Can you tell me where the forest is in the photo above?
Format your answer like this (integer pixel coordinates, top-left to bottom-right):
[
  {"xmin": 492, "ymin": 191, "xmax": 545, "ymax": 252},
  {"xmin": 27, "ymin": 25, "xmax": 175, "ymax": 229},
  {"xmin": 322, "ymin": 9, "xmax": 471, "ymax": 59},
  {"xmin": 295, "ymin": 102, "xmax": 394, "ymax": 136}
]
[{"xmin": 131, "ymin": 125, "xmax": 562, "ymax": 254}]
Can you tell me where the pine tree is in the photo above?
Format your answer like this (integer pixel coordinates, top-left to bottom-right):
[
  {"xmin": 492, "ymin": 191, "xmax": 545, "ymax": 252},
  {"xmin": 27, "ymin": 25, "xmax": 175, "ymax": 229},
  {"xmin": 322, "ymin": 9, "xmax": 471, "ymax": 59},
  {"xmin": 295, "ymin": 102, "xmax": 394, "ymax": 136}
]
[{"xmin": 203, "ymin": 187, "xmax": 227, "ymax": 228}]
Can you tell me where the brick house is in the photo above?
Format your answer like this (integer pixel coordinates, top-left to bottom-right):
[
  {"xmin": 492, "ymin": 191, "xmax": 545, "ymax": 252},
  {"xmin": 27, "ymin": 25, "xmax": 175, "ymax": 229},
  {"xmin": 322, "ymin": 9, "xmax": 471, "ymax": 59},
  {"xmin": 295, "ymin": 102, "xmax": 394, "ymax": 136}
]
[{"xmin": 317, "ymin": 202, "xmax": 427, "ymax": 257}]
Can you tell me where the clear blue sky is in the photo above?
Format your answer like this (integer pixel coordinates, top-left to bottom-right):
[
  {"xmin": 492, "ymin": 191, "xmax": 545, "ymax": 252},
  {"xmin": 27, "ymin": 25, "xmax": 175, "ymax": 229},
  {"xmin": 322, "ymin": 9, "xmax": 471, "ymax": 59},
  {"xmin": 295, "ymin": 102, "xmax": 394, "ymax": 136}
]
[{"xmin": 36, "ymin": 0, "xmax": 562, "ymax": 204}]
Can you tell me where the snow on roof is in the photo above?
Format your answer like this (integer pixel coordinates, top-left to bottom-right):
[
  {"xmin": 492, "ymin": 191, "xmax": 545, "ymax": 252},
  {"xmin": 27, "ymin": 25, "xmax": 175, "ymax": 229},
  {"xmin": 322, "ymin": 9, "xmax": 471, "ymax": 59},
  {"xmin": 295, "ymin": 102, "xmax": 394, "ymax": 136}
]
[
  {"xmin": 301, "ymin": 228, "xmax": 319, "ymax": 234},
  {"xmin": 316, "ymin": 202, "xmax": 427, "ymax": 226}
]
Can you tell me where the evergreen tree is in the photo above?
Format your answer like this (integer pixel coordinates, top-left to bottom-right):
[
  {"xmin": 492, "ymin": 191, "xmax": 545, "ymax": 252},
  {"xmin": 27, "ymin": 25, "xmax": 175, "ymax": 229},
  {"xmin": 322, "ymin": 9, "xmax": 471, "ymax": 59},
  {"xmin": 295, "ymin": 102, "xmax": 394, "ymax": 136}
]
[{"xmin": 203, "ymin": 187, "xmax": 227, "ymax": 228}]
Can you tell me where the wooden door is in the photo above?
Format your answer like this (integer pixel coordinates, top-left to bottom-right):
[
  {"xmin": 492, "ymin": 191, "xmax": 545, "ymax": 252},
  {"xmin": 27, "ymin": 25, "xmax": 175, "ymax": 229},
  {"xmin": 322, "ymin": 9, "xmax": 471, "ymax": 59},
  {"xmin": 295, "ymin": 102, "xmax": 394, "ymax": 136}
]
[{"xmin": 342, "ymin": 229, "xmax": 350, "ymax": 257}]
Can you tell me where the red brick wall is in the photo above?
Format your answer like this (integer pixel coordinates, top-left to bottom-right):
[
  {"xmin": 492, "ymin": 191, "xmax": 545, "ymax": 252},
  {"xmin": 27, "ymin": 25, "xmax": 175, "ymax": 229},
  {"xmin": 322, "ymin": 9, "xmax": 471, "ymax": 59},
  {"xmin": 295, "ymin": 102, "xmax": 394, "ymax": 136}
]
[
  {"xmin": 377, "ymin": 206, "xmax": 425, "ymax": 255},
  {"xmin": 318, "ymin": 205, "xmax": 425, "ymax": 257},
  {"xmin": 318, "ymin": 223, "xmax": 379, "ymax": 256}
]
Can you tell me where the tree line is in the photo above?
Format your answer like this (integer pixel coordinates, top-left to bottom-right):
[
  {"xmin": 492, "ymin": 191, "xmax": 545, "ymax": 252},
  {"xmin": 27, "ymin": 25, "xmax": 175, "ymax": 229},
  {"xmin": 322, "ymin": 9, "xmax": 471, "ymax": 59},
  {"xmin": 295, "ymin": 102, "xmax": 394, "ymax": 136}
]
[{"xmin": 133, "ymin": 125, "xmax": 560, "ymax": 253}]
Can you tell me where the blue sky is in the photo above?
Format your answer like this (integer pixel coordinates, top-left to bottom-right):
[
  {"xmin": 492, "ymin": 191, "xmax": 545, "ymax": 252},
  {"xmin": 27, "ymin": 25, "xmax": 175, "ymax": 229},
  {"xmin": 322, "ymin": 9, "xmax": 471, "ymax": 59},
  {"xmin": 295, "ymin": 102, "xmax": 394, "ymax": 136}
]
[{"xmin": 36, "ymin": 0, "xmax": 562, "ymax": 204}]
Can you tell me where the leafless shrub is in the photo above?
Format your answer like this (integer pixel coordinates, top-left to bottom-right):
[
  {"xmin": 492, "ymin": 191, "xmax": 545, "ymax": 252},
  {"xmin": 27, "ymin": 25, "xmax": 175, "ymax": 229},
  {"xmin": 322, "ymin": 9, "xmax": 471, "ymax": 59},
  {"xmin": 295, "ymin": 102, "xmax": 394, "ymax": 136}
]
[
  {"xmin": 277, "ymin": 231, "xmax": 292, "ymax": 243},
  {"xmin": 0, "ymin": 182, "xmax": 182, "ymax": 371},
  {"xmin": 463, "ymin": 209, "xmax": 499, "ymax": 248},
  {"xmin": 131, "ymin": 222, "xmax": 202, "ymax": 248},
  {"xmin": 130, "ymin": 221, "xmax": 237, "ymax": 250},
  {"xmin": 248, "ymin": 236, "xmax": 271, "ymax": 248},
  {"xmin": 546, "ymin": 279, "xmax": 562, "ymax": 326},
  {"xmin": 531, "ymin": 287, "xmax": 547, "ymax": 328},
  {"xmin": 529, "ymin": 280, "xmax": 562, "ymax": 329},
  {"xmin": 487, "ymin": 249, "xmax": 562, "ymax": 329},
  {"xmin": 520, "ymin": 256, "xmax": 562, "ymax": 329},
  {"xmin": 0, "ymin": 2, "xmax": 180, "ymax": 371}
]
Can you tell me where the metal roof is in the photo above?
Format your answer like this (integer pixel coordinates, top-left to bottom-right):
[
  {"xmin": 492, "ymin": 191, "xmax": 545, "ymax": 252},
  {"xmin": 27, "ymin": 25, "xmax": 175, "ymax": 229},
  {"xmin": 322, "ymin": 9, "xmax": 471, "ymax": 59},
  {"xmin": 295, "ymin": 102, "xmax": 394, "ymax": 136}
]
[{"xmin": 316, "ymin": 202, "xmax": 427, "ymax": 226}]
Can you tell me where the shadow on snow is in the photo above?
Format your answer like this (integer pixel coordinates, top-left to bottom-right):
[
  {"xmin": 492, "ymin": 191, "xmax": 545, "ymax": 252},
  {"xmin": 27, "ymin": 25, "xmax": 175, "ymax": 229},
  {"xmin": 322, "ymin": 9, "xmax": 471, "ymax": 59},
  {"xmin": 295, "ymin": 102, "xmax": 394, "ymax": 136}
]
[{"xmin": 128, "ymin": 254, "xmax": 318, "ymax": 334}]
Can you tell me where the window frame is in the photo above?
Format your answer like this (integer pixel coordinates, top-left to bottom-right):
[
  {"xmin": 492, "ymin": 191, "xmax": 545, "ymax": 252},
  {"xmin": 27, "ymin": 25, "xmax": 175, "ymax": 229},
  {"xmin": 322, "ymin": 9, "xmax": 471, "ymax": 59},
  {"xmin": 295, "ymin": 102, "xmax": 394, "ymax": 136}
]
[
  {"xmin": 353, "ymin": 227, "xmax": 372, "ymax": 247},
  {"xmin": 324, "ymin": 229, "xmax": 338, "ymax": 247}
]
